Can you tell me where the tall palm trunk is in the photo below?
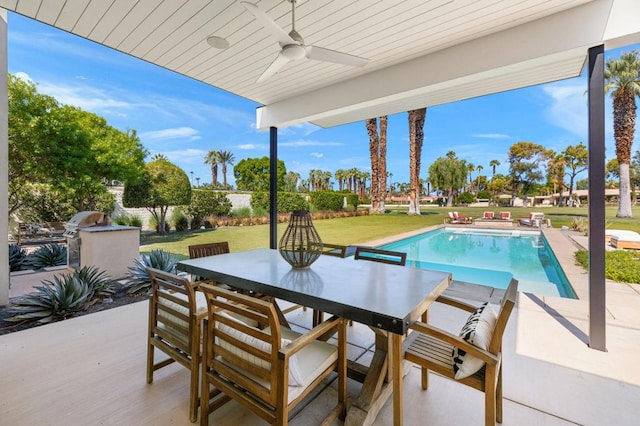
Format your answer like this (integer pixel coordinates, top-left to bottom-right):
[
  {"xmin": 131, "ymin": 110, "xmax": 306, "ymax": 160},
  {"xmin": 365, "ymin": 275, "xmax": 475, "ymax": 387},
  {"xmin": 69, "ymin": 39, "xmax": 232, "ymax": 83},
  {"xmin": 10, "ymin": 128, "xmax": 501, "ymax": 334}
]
[
  {"xmin": 408, "ymin": 108, "xmax": 426, "ymax": 215},
  {"xmin": 366, "ymin": 118, "xmax": 380, "ymax": 211},
  {"xmin": 614, "ymin": 89, "xmax": 635, "ymax": 217},
  {"xmin": 379, "ymin": 116, "xmax": 387, "ymax": 211},
  {"xmin": 222, "ymin": 164, "xmax": 228, "ymax": 186}
]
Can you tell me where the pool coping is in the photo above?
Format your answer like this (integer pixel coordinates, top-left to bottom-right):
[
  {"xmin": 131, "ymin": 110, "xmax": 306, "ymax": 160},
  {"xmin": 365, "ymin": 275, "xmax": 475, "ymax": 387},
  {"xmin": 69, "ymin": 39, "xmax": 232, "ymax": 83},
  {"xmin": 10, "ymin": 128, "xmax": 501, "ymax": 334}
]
[{"xmin": 355, "ymin": 223, "xmax": 588, "ymax": 301}]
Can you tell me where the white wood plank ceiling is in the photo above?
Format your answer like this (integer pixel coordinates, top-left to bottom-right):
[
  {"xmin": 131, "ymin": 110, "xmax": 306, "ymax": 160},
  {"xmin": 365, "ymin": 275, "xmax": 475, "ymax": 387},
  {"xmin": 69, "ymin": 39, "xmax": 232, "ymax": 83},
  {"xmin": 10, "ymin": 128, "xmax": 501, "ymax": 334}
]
[{"xmin": 1, "ymin": 0, "xmax": 639, "ymax": 128}]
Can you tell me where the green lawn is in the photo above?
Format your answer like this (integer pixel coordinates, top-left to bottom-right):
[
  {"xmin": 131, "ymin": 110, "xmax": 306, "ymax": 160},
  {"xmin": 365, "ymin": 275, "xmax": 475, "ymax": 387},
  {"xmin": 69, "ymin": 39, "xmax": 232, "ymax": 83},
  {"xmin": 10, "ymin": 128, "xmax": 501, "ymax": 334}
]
[{"xmin": 140, "ymin": 205, "xmax": 640, "ymax": 258}]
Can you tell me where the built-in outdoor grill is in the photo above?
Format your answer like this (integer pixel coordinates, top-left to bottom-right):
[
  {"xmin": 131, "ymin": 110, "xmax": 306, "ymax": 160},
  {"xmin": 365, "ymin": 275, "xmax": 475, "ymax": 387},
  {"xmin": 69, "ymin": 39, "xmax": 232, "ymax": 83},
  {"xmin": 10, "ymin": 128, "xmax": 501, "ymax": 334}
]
[
  {"xmin": 64, "ymin": 211, "xmax": 139, "ymax": 278},
  {"xmin": 65, "ymin": 211, "xmax": 111, "ymax": 270}
]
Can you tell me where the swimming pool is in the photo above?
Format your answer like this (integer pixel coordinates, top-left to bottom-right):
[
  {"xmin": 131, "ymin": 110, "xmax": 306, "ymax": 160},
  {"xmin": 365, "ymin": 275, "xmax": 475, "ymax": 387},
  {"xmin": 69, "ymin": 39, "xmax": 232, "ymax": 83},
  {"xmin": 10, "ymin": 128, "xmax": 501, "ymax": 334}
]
[{"xmin": 378, "ymin": 227, "xmax": 576, "ymax": 298}]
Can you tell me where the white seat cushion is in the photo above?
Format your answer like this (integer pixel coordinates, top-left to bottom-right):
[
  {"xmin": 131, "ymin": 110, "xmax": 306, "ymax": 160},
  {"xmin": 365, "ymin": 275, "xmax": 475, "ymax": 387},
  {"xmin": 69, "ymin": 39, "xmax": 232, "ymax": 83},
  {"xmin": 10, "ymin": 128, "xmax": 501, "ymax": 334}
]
[
  {"xmin": 216, "ymin": 312, "xmax": 336, "ymax": 387},
  {"xmin": 157, "ymin": 290, "xmax": 207, "ymax": 330}
]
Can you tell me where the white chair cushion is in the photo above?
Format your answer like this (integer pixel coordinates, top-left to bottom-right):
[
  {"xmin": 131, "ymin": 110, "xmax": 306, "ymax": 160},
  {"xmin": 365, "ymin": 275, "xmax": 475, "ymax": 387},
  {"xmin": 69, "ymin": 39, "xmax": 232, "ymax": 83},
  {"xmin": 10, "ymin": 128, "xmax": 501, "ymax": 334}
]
[
  {"xmin": 216, "ymin": 312, "xmax": 324, "ymax": 387},
  {"xmin": 452, "ymin": 302, "xmax": 497, "ymax": 379},
  {"xmin": 157, "ymin": 290, "xmax": 207, "ymax": 330},
  {"xmin": 217, "ymin": 324, "xmax": 337, "ymax": 403}
]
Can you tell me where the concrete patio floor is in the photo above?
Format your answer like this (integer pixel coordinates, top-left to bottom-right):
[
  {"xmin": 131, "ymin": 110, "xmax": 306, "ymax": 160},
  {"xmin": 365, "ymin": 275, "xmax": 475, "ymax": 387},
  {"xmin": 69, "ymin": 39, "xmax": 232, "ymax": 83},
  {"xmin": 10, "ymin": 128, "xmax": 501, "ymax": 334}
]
[{"xmin": 1, "ymin": 227, "xmax": 639, "ymax": 425}]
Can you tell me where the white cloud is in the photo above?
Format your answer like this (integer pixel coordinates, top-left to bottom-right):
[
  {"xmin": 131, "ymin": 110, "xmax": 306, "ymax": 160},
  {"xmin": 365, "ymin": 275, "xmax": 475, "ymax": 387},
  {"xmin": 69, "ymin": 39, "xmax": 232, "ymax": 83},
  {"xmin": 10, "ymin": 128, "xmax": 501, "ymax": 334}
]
[
  {"xmin": 279, "ymin": 139, "xmax": 344, "ymax": 148},
  {"xmin": 139, "ymin": 127, "xmax": 201, "ymax": 141},
  {"xmin": 36, "ymin": 80, "xmax": 135, "ymax": 114},
  {"xmin": 237, "ymin": 143, "xmax": 268, "ymax": 150},
  {"xmin": 471, "ymin": 133, "xmax": 511, "ymax": 139},
  {"xmin": 279, "ymin": 122, "xmax": 321, "ymax": 136},
  {"xmin": 542, "ymin": 83, "xmax": 588, "ymax": 138},
  {"xmin": 14, "ymin": 71, "xmax": 33, "ymax": 83},
  {"xmin": 149, "ymin": 148, "xmax": 207, "ymax": 164},
  {"xmin": 310, "ymin": 152, "xmax": 324, "ymax": 158}
]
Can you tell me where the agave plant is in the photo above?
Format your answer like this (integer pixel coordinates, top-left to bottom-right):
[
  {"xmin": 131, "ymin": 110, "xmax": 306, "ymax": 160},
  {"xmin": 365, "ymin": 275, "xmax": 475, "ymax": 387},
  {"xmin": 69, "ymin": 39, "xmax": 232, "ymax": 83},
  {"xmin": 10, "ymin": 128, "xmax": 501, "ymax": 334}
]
[
  {"xmin": 126, "ymin": 249, "xmax": 178, "ymax": 295},
  {"xmin": 24, "ymin": 243, "xmax": 67, "ymax": 270},
  {"xmin": 6, "ymin": 274, "xmax": 91, "ymax": 324},
  {"xmin": 76, "ymin": 266, "xmax": 114, "ymax": 301},
  {"xmin": 9, "ymin": 244, "xmax": 27, "ymax": 272}
]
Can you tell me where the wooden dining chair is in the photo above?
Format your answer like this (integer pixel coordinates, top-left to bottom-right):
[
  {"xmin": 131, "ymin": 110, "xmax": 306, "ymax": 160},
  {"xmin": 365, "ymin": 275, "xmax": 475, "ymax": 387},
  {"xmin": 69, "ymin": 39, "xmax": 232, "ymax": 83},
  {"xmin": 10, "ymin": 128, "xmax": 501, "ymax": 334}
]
[
  {"xmin": 146, "ymin": 267, "xmax": 208, "ymax": 423},
  {"xmin": 188, "ymin": 242, "xmax": 230, "ymax": 288},
  {"xmin": 354, "ymin": 246, "xmax": 407, "ymax": 266},
  {"xmin": 403, "ymin": 279, "xmax": 518, "ymax": 426},
  {"xmin": 199, "ymin": 284, "xmax": 347, "ymax": 426}
]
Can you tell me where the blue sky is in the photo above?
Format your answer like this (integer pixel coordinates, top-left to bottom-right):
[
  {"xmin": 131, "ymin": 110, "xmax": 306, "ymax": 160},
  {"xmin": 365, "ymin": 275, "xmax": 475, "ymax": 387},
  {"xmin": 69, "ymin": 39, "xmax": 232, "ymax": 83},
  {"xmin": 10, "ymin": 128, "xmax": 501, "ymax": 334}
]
[{"xmin": 7, "ymin": 13, "xmax": 640, "ymax": 188}]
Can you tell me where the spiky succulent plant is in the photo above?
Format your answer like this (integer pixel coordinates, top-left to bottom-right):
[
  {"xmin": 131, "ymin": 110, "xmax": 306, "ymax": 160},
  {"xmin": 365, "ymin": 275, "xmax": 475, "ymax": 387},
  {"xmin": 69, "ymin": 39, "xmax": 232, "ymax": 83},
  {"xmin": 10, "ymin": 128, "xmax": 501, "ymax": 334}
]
[
  {"xmin": 24, "ymin": 243, "xmax": 67, "ymax": 270},
  {"xmin": 9, "ymin": 244, "xmax": 27, "ymax": 272},
  {"xmin": 76, "ymin": 266, "xmax": 114, "ymax": 300},
  {"xmin": 6, "ymin": 274, "xmax": 91, "ymax": 324},
  {"xmin": 125, "ymin": 249, "xmax": 178, "ymax": 295}
]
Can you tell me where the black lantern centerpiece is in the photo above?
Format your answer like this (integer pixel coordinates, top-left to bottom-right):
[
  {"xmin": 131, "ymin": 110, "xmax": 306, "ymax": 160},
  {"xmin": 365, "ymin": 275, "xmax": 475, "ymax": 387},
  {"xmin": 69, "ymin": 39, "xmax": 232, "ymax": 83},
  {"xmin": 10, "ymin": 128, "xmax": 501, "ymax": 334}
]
[{"xmin": 279, "ymin": 210, "xmax": 323, "ymax": 268}]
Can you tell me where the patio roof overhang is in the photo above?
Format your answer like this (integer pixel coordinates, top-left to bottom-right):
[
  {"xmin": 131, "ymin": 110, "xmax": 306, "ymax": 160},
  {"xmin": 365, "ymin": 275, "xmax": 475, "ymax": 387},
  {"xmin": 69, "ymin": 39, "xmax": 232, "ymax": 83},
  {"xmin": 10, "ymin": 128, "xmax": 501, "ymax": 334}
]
[
  {"xmin": 0, "ymin": 0, "xmax": 639, "ymax": 129},
  {"xmin": 2, "ymin": 0, "xmax": 640, "ymax": 351}
]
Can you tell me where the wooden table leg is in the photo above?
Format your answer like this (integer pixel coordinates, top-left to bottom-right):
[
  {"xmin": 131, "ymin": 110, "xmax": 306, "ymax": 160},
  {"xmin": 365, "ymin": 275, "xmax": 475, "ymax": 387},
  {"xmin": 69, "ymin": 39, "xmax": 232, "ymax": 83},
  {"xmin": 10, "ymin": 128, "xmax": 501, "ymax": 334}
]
[
  {"xmin": 345, "ymin": 328, "xmax": 395, "ymax": 426},
  {"xmin": 392, "ymin": 332, "xmax": 403, "ymax": 426}
]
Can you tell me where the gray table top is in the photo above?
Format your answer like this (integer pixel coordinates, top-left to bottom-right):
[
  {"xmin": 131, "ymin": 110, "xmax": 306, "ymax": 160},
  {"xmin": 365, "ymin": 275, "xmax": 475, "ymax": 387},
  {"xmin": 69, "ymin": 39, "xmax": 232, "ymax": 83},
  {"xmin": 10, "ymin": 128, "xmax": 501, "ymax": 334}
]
[{"xmin": 178, "ymin": 248, "xmax": 451, "ymax": 334}]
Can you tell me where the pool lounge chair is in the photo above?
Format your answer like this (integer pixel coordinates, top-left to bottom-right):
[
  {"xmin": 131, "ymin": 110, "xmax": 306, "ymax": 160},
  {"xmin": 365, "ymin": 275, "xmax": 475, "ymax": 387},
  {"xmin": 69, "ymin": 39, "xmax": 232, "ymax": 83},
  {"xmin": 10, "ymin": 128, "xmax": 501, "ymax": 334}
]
[
  {"xmin": 605, "ymin": 230, "xmax": 640, "ymax": 245},
  {"xmin": 611, "ymin": 234, "xmax": 640, "ymax": 250},
  {"xmin": 518, "ymin": 212, "xmax": 545, "ymax": 227},
  {"xmin": 447, "ymin": 211, "xmax": 472, "ymax": 224},
  {"xmin": 482, "ymin": 211, "xmax": 495, "ymax": 219},
  {"xmin": 498, "ymin": 211, "xmax": 511, "ymax": 221}
]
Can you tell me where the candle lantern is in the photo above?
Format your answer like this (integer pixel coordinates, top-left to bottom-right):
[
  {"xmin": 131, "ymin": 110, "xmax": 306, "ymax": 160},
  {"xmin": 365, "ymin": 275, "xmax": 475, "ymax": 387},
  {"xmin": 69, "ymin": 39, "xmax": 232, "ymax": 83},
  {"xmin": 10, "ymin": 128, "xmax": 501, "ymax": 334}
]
[{"xmin": 278, "ymin": 210, "xmax": 323, "ymax": 268}]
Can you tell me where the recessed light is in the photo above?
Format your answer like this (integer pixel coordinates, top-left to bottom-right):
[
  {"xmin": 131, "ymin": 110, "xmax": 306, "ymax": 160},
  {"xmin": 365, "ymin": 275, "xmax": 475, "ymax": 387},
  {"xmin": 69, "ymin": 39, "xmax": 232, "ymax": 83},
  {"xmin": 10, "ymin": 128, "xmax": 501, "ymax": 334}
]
[{"xmin": 206, "ymin": 36, "xmax": 229, "ymax": 50}]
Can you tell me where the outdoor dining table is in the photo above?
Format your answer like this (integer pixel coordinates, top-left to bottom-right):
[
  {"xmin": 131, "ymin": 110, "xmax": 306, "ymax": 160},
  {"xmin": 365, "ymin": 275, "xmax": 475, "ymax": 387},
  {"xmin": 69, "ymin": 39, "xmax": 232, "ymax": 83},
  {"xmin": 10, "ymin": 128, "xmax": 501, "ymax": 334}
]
[{"xmin": 177, "ymin": 248, "xmax": 451, "ymax": 426}]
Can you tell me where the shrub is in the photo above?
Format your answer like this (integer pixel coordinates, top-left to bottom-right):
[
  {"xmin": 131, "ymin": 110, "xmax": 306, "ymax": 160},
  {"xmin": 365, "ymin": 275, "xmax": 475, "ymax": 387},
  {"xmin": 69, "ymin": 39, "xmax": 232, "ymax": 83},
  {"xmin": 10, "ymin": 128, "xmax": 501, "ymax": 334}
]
[
  {"xmin": 251, "ymin": 192, "xmax": 309, "ymax": 213},
  {"xmin": 455, "ymin": 192, "xmax": 475, "ymax": 205},
  {"xmin": 187, "ymin": 190, "xmax": 232, "ymax": 225},
  {"xmin": 190, "ymin": 216, "xmax": 203, "ymax": 230},
  {"xmin": 171, "ymin": 208, "xmax": 189, "ymax": 232},
  {"xmin": 24, "ymin": 243, "xmax": 67, "ymax": 270},
  {"xmin": 9, "ymin": 244, "xmax": 27, "ymax": 272},
  {"xmin": 126, "ymin": 249, "xmax": 178, "ymax": 295},
  {"xmin": 112, "ymin": 214, "xmax": 130, "ymax": 225},
  {"xmin": 75, "ymin": 266, "xmax": 114, "ymax": 300},
  {"xmin": 149, "ymin": 216, "xmax": 170, "ymax": 233},
  {"xmin": 576, "ymin": 250, "xmax": 640, "ymax": 283},
  {"xmin": 311, "ymin": 190, "xmax": 344, "ymax": 211},
  {"xmin": 477, "ymin": 190, "xmax": 492, "ymax": 200},
  {"xmin": 571, "ymin": 217, "xmax": 588, "ymax": 234},
  {"xmin": 129, "ymin": 214, "xmax": 143, "ymax": 227},
  {"xmin": 231, "ymin": 207, "xmax": 252, "ymax": 218},
  {"xmin": 252, "ymin": 206, "xmax": 267, "ymax": 217}
]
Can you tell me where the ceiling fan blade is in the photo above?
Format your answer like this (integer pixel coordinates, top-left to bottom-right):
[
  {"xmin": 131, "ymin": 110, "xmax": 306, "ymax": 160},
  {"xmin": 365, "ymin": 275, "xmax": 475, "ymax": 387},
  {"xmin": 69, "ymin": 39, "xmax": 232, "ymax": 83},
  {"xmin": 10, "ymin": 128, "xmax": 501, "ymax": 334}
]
[
  {"xmin": 305, "ymin": 45, "xmax": 369, "ymax": 67},
  {"xmin": 241, "ymin": 2, "xmax": 295, "ymax": 46},
  {"xmin": 257, "ymin": 52, "xmax": 292, "ymax": 83}
]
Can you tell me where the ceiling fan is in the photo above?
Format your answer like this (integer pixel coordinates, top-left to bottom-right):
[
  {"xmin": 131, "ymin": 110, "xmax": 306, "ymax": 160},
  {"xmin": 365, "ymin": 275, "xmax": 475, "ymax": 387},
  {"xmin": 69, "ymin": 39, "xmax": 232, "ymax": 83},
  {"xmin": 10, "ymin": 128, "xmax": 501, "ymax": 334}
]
[{"xmin": 241, "ymin": 1, "xmax": 369, "ymax": 83}]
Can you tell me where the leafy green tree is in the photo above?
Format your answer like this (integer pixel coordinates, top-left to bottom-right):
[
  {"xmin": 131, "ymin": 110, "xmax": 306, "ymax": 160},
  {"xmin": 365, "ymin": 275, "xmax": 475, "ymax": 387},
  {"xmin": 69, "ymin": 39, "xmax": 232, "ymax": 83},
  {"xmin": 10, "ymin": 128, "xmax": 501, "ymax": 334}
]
[
  {"xmin": 547, "ymin": 151, "xmax": 566, "ymax": 207},
  {"xmin": 563, "ymin": 142, "xmax": 588, "ymax": 202},
  {"xmin": 283, "ymin": 171, "xmax": 300, "ymax": 192},
  {"xmin": 187, "ymin": 190, "xmax": 232, "ymax": 228},
  {"xmin": 8, "ymin": 74, "xmax": 146, "ymax": 217},
  {"xmin": 427, "ymin": 151, "xmax": 467, "ymax": 206},
  {"xmin": 576, "ymin": 178, "xmax": 589, "ymax": 190},
  {"xmin": 233, "ymin": 156, "xmax": 286, "ymax": 191},
  {"xmin": 605, "ymin": 50, "xmax": 640, "ymax": 217},
  {"xmin": 507, "ymin": 142, "xmax": 549, "ymax": 206},
  {"xmin": 123, "ymin": 159, "xmax": 191, "ymax": 235}
]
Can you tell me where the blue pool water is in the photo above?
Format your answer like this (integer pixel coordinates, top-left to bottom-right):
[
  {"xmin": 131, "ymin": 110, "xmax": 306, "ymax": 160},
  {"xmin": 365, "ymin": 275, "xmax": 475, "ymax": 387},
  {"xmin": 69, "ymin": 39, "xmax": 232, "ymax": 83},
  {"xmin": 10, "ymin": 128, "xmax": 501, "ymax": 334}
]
[{"xmin": 378, "ymin": 227, "xmax": 576, "ymax": 298}]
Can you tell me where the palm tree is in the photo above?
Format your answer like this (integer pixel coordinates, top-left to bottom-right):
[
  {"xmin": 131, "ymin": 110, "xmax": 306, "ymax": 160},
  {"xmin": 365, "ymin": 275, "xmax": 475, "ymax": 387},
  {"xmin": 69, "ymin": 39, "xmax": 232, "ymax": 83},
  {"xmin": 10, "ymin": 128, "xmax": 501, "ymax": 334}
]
[
  {"xmin": 476, "ymin": 164, "xmax": 484, "ymax": 192},
  {"xmin": 489, "ymin": 159, "xmax": 501, "ymax": 179},
  {"xmin": 151, "ymin": 153, "xmax": 168, "ymax": 161},
  {"xmin": 217, "ymin": 150, "xmax": 235, "ymax": 187},
  {"xmin": 408, "ymin": 108, "xmax": 426, "ymax": 215},
  {"xmin": 379, "ymin": 116, "xmax": 388, "ymax": 209},
  {"xmin": 467, "ymin": 162, "xmax": 475, "ymax": 193},
  {"xmin": 605, "ymin": 50, "xmax": 640, "ymax": 218},
  {"xmin": 204, "ymin": 150, "xmax": 219, "ymax": 186}
]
